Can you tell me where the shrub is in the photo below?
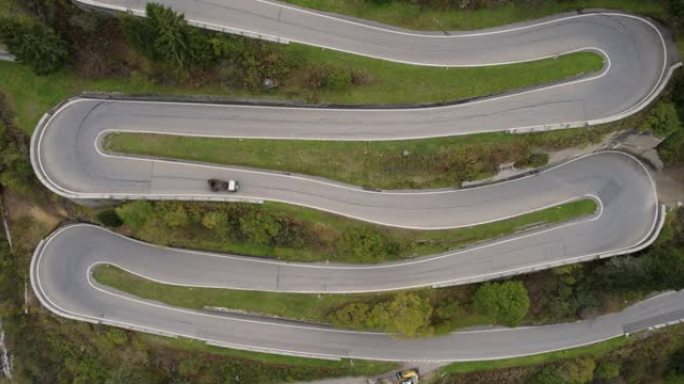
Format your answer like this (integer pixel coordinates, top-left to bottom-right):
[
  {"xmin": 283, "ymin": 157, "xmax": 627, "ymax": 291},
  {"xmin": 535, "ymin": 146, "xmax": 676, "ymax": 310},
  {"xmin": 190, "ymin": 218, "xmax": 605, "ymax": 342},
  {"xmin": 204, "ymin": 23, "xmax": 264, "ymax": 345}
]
[
  {"xmin": 330, "ymin": 302, "xmax": 371, "ymax": 329},
  {"xmin": 382, "ymin": 292, "xmax": 433, "ymax": 337},
  {"xmin": 515, "ymin": 152, "xmax": 548, "ymax": 169},
  {"xmin": 528, "ymin": 358, "xmax": 595, "ymax": 384},
  {"xmin": 339, "ymin": 227, "xmax": 398, "ymax": 262},
  {"xmin": 324, "ymin": 68, "xmax": 353, "ymax": 91},
  {"xmin": 528, "ymin": 366, "xmax": 570, "ymax": 384},
  {"xmin": 472, "ymin": 281, "xmax": 530, "ymax": 326},
  {"xmin": 239, "ymin": 211, "xmax": 281, "ymax": 246},
  {"xmin": 201, "ymin": 211, "xmax": 228, "ymax": 230},
  {"xmin": 116, "ymin": 201, "xmax": 154, "ymax": 230},
  {"xmin": 0, "ymin": 18, "xmax": 69, "ymax": 75},
  {"xmin": 594, "ymin": 360, "xmax": 621, "ymax": 380},
  {"xmin": 668, "ymin": 346, "xmax": 684, "ymax": 377},
  {"xmin": 641, "ymin": 102, "xmax": 681, "ymax": 137},
  {"xmin": 669, "ymin": 0, "xmax": 684, "ymax": 32},
  {"xmin": 96, "ymin": 209, "xmax": 123, "ymax": 227},
  {"xmin": 330, "ymin": 293, "xmax": 432, "ymax": 336},
  {"xmin": 162, "ymin": 204, "xmax": 188, "ymax": 228}
]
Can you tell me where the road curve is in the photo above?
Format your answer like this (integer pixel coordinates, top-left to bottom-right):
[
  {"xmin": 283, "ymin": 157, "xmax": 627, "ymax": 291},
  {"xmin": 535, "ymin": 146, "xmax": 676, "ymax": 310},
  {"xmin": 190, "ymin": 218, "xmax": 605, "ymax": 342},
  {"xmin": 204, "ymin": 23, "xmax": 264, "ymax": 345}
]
[
  {"xmin": 32, "ymin": 150, "xmax": 663, "ymax": 292},
  {"xmin": 27, "ymin": 0, "xmax": 679, "ymax": 361},
  {"xmin": 30, "ymin": 223, "xmax": 683, "ymax": 362}
]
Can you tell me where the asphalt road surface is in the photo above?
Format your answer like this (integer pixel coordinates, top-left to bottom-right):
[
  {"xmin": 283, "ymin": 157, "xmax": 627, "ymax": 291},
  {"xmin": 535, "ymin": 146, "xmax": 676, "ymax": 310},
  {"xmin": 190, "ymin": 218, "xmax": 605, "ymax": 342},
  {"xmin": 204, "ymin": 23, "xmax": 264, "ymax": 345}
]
[
  {"xmin": 31, "ymin": 223, "xmax": 684, "ymax": 362},
  {"xmin": 29, "ymin": 0, "xmax": 681, "ymax": 361}
]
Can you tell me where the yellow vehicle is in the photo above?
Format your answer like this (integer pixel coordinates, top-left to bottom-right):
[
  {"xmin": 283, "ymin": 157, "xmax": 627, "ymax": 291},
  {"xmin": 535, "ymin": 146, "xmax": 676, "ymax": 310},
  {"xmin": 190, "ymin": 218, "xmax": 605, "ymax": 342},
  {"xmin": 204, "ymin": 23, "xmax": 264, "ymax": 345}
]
[{"xmin": 396, "ymin": 368, "xmax": 419, "ymax": 384}]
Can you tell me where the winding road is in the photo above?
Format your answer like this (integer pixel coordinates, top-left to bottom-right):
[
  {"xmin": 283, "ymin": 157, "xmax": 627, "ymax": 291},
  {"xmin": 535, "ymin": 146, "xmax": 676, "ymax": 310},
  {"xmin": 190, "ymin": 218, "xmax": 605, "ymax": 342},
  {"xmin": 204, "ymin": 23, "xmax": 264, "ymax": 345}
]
[{"xmin": 29, "ymin": 0, "xmax": 682, "ymax": 362}]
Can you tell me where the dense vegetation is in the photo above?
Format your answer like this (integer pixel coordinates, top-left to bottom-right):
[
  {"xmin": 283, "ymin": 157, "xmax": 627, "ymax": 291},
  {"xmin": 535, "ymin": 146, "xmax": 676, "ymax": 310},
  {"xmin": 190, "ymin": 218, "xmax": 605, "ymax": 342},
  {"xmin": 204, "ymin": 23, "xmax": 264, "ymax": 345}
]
[
  {"xmin": 94, "ymin": 207, "xmax": 684, "ymax": 341},
  {"xmin": 105, "ymin": 125, "xmax": 616, "ymax": 190},
  {"xmin": 439, "ymin": 322, "xmax": 684, "ymax": 383},
  {"xmin": 109, "ymin": 199, "xmax": 596, "ymax": 263}
]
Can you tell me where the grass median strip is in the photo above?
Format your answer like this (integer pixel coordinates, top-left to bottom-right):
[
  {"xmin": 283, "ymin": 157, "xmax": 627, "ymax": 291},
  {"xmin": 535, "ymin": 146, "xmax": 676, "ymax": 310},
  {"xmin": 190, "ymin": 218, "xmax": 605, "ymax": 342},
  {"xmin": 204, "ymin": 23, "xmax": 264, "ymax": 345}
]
[
  {"xmin": 104, "ymin": 126, "xmax": 614, "ymax": 190},
  {"xmin": 94, "ymin": 199, "xmax": 597, "ymax": 335}
]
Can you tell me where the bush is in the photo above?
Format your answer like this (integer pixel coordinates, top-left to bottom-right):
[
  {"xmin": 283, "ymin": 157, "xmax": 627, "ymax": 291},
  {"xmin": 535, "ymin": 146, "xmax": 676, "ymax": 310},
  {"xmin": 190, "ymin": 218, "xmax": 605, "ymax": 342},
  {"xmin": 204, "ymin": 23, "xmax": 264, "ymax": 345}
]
[
  {"xmin": 472, "ymin": 281, "xmax": 530, "ymax": 326},
  {"xmin": 162, "ymin": 204, "xmax": 188, "ymax": 228},
  {"xmin": 96, "ymin": 209, "xmax": 123, "ymax": 227},
  {"xmin": 339, "ymin": 227, "xmax": 398, "ymax": 262},
  {"xmin": 668, "ymin": 346, "xmax": 684, "ymax": 377},
  {"xmin": 658, "ymin": 129, "xmax": 684, "ymax": 164},
  {"xmin": 594, "ymin": 360, "xmax": 621, "ymax": 380},
  {"xmin": 669, "ymin": 0, "xmax": 684, "ymax": 32},
  {"xmin": 330, "ymin": 293, "xmax": 433, "ymax": 336},
  {"xmin": 528, "ymin": 358, "xmax": 595, "ymax": 384},
  {"xmin": 529, "ymin": 366, "xmax": 570, "ymax": 384},
  {"xmin": 116, "ymin": 201, "xmax": 154, "ymax": 230},
  {"xmin": 382, "ymin": 292, "xmax": 433, "ymax": 336},
  {"xmin": 239, "ymin": 211, "xmax": 281, "ymax": 246},
  {"xmin": 324, "ymin": 68, "xmax": 353, "ymax": 91},
  {"xmin": 515, "ymin": 152, "xmax": 548, "ymax": 169},
  {"xmin": 641, "ymin": 102, "xmax": 682, "ymax": 137},
  {"xmin": 0, "ymin": 18, "xmax": 70, "ymax": 75}
]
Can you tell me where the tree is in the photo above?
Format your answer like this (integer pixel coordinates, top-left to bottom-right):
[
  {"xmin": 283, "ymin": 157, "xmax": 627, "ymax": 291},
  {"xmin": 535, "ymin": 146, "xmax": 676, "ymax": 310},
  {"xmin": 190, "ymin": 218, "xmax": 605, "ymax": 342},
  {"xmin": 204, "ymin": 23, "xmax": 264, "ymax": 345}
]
[
  {"xmin": 0, "ymin": 18, "xmax": 69, "ymax": 75},
  {"xmin": 330, "ymin": 293, "xmax": 432, "ymax": 336},
  {"xmin": 120, "ymin": 3, "xmax": 216, "ymax": 70},
  {"xmin": 116, "ymin": 201, "xmax": 153, "ymax": 230},
  {"xmin": 382, "ymin": 292, "xmax": 432, "ymax": 337},
  {"xmin": 472, "ymin": 281, "xmax": 530, "ymax": 326}
]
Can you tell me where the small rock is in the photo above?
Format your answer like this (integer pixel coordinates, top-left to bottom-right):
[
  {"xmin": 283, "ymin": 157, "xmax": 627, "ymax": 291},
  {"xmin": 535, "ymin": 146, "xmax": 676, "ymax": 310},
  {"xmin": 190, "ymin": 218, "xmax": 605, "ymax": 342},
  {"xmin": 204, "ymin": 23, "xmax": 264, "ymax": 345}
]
[
  {"xmin": 262, "ymin": 78, "xmax": 277, "ymax": 90},
  {"xmin": 402, "ymin": 150, "xmax": 411, "ymax": 157}
]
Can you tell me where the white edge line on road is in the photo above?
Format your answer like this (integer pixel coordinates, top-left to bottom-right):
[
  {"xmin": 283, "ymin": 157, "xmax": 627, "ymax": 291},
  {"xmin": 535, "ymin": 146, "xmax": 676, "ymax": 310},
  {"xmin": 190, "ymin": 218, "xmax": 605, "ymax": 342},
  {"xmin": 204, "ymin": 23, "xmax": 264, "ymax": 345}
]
[
  {"xmin": 31, "ymin": 225, "xmax": 634, "ymax": 362},
  {"xmin": 26, "ymin": 1, "xmax": 674, "ymax": 362}
]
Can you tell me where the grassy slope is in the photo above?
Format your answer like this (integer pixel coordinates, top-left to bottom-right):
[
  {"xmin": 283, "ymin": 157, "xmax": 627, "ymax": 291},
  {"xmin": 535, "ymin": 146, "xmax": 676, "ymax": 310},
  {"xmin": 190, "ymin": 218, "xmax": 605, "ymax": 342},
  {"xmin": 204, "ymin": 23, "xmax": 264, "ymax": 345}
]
[
  {"xmin": 94, "ymin": 264, "xmax": 398, "ymax": 324},
  {"xmin": 144, "ymin": 200, "xmax": 597, "ymax": 263},
  {"xmin": 285, "ymin": 0, "xmax": 663, "ymax": 30},
  {"xmin": 92, "ymin": 264, "xmax": 488, "ymax": 332},
  {"xmin": 104, "ymin": 127, "xmax": 613, "ymax": 190},
  {"xmin": 93, "ymin": 201, "xmax": 596, "ymax": 328},
  {"xmin": 0, "ymin": 51, "xmax": 600, "ymax": 136},
  {"xmin": 146, "ymin": 335, "xmax": 396, "ymax": 374},
  {"xmin": 441, "ymin": 336, "xmax": 627, "ymax": 373}
]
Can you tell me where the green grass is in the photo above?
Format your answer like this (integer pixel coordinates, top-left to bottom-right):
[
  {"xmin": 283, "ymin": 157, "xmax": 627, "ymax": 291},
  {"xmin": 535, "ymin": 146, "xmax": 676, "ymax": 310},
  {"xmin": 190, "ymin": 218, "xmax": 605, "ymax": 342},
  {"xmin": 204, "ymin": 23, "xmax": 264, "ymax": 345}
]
[
  {"xmin": 105, "ymin": 125, "xmax": 612, "ymax": 190},
  {"xmin": 280, "ymin": 46, "xmax": 602, "ymax": 105},
  {"xmin": 93, "ymin": 200, "xmax": 596, "ymax": 329},
  {"xmin": 285, "ymin": 0, "xmax": 664, "ymax": 31},
  {"xmin": 0, "ymin": 49, "xmax": 601, "ymax": 135},
  {"xmin": 143, "ymin": 334, "xmax": 397, "ymax": 374},
  {"xmin": 146, "ymin": 199, "xmax": 597, "ymax": 264},
  {"xmin": 94, "ymin": 264, "xmax": 401, "ymax": 324},
  {"xmin": 93, "ymin": 264, "xmax": 489, "ymax": 333},
  {"xmin": 441, "ymin": 336, "xmax": 628, "ymax": 374}
]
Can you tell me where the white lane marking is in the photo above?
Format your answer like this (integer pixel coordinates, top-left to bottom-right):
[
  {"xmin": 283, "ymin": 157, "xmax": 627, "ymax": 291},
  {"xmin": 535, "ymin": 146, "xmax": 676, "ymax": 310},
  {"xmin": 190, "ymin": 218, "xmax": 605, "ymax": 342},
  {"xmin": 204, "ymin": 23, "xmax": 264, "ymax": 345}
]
[
  {"xmin": 32, "ymin": 226, "xmax": 668, "ymax": 362},
  {"xmin": 26, "ymin": 1, "xmax": 662, "ymax": 360}
]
